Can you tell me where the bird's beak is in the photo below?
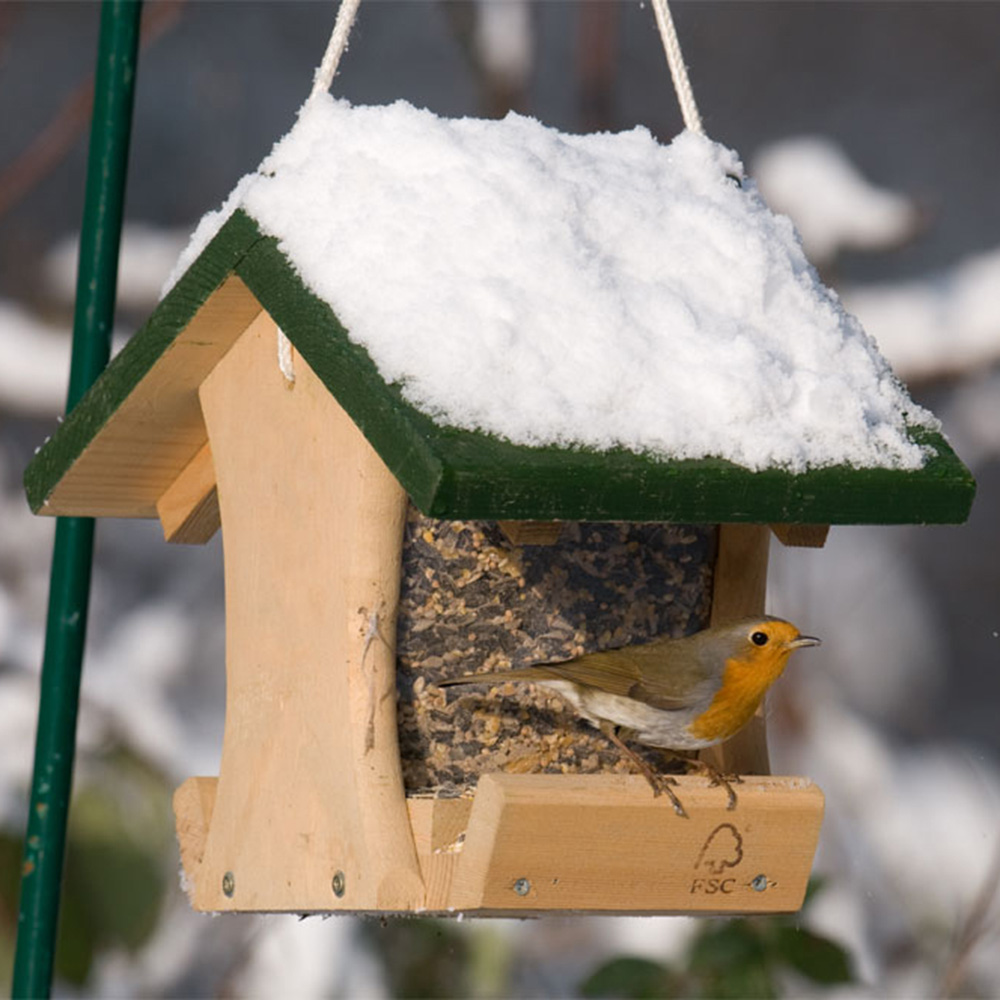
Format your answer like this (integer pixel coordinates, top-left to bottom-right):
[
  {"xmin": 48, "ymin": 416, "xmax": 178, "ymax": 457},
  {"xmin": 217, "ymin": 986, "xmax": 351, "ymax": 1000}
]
[{"xmin": 789, "ymin": 634, "xmax": 821, "ymax": 649}]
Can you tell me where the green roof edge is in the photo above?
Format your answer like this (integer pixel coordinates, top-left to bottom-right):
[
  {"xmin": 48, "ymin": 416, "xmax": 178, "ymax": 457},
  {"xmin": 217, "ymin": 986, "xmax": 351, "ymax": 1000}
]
[
  {"xmin": 24, "ymin": 211, "xmax": 266, "ymax": 513},
  {"xmin": 25, "ymin": 210, "xmax": 977, "ymax": 525}
]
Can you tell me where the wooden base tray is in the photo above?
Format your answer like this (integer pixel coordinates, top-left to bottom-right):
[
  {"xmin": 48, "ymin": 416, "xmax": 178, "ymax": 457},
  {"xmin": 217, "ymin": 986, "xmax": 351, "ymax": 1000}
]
[{"xmin": 175, "ymin": 772, "xmax": 823, "ymax": 916}]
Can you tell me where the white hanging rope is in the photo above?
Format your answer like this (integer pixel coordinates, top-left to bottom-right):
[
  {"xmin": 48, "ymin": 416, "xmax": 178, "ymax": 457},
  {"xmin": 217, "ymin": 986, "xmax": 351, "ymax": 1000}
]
[
  {"xmin": 275, "ymin": 0, "xmax": 362, "ymax": 381},
  {"xmin": 311, "ymin": 0, "xmax": 362, "ymax": 99},
  {"xmin": 650, "ymin": 0, "xmax": 704, "ymax": 135},
  {"xmin": 276, "ymin": 324, "xmax": 296, "ymax": 384}
]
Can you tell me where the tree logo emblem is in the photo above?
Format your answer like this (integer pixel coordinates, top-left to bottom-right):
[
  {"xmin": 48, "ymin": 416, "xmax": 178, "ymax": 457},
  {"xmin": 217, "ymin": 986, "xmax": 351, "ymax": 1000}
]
[{"xmin": 695, "ymin": 822, "xmax": 744, "ymax": 875}]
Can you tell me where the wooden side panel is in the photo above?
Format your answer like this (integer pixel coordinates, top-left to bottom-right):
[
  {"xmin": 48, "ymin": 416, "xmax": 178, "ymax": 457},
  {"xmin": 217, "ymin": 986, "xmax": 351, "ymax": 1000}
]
[
  {"xmin": 157, "ymin": 441, "xmax": 220, "ymax": 543},
  {"xmin": 703, "ymin": 524, "xmax": 772, "ymax": 776},
  {"xmin": 448, "ymin": 774, "xmax": 823, "ymax": 914},
  {"xmin": 188, "ymin": 313, "xmax": 423, "ymax": 913}
]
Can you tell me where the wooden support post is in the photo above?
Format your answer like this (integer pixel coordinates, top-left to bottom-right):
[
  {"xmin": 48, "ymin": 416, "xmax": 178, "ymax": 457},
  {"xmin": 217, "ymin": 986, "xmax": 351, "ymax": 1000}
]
[
  {"xmin": 771, "ymin": 524, "xmax": 830, "ymax": 548},
  {"xmin": 181, "ymin": 312, "xmax": 424, "ymax": 912},
  {"xmin": 703, "ymin": 524, "xmax": 771, "ymax": 776}
]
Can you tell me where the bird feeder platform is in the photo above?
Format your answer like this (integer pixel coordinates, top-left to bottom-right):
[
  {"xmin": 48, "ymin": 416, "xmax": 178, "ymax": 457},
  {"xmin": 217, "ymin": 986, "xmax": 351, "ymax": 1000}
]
[
  {"xmin": 24, "ymin": 122, "xmax": 973, "ymax": 917},
  {"xmin": 176, "ymin": 772, "xmax": 823, "ymax": 914}
]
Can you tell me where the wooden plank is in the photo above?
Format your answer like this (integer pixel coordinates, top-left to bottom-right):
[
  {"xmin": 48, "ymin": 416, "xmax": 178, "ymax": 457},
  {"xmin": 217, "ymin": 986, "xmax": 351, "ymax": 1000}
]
[
  {"xmin": 710, "ymin": 524, "xmax": 770, "ymax": 624},
  {"xmin": 26, "ymin": 210, "xmax": 976, "ymax": 526},
  {"xmin": 26, "ymin": 211, "xmax": 266, "ymax": 516},
  {"xmin": 174, "ymin": 776, "xmax": 218, "ymax": 896},
  {"xmin": 702, "ymin": 524, "xmax": 772, "ymax": 776},
  {"xmin": 180, "ymin": 777, "xmax": 820, "ymax": 915},
  {"xmin": 407, "ymin": 796, "xmax": 474, "ymax": 911},
  {"xmin": 447, "ymin": 774, "xmax": 823, "ymax": 914},
  {"xmin": 771, "ymin": 523, "xmax": 830, "ymax": 548},
  {"xmin": 497, "ymin": 520, "xmax": 563, "ymax": 546},
  {"xmin": 157, "ymin": 441, "xmax": 219, "ymax": 544},
  {"xmin": 189, "ymin": 312, "xmax": 423, "ymax": 913},
  {"xmin": 36, "ymin": 274, "xmax": 262, "ymax": 517}
]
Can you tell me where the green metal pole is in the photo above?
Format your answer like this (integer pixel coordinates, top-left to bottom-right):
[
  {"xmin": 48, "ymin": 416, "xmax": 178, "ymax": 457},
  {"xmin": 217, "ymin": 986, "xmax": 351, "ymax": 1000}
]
[{"xmin": 12, "ymin": 2, "xmax": 141, "ymax": 996}]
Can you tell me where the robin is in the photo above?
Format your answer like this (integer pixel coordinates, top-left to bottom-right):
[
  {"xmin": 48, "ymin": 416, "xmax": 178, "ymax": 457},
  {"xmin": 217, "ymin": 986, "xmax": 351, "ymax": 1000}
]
[{"xmin": 438, "ymin": 615, "xmax": 820, "ymax": 816}]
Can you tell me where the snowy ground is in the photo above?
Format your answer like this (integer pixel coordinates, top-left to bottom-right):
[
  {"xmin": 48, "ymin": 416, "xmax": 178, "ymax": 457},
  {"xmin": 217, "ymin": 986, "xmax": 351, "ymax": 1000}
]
[{"xmin": 1, "ymin": 2, "xmax": 999, "ymax": 997}]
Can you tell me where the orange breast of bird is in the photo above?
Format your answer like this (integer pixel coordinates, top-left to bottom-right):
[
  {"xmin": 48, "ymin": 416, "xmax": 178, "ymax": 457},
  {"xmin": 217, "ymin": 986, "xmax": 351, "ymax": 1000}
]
[{"xmin": 686, "ymin": 641, "xmax": 795, "ymax": 744}]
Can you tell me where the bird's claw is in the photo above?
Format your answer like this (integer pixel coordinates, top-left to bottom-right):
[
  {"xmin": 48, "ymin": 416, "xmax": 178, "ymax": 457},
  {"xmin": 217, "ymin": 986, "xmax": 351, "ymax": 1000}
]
[
  {"xmin": 704, "ymin": 768, "xmax": 742, "ymax": 811},
  {"xmin": 648, "ymin": 774, "xmax": 688, "ymax": 818},
  {"xmin": 600, "ymin": 724, "xmax": 690, "ymax": 816}
]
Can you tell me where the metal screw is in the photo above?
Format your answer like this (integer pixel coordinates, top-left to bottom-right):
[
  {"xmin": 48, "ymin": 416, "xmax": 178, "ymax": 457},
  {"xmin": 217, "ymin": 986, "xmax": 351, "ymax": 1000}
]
[
  {"xmin": 222, "ymin": 871, "xmax": 235, "ymax": 897},
  {"xmin": 332, "ymin": 870, "xmax": 346, "ymax": 898},
  {"xmin": 513, "ymin": 878, "xmax": 531, "ymax": 896},
  {"xmin": 751, "ymin": 874, "xmax": 768, "ymax": 892}
]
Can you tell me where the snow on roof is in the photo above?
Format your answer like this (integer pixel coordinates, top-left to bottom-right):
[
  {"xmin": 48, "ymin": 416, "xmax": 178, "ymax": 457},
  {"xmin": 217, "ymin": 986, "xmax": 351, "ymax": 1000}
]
[{"xmin": 166, "ymin": 96, "xmax": 936, "ymax": 473}]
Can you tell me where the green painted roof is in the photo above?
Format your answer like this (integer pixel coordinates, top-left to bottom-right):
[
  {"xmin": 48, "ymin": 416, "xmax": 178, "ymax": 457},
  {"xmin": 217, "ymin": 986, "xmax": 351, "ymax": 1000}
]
[{"xmin": 24, "ymin": 210, "xmax": 976, "ymax": 524}]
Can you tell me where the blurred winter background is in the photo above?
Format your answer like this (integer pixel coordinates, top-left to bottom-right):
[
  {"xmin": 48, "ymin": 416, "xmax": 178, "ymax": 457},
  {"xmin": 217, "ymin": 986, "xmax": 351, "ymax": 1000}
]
[{"xmin": 1, "ymin": 2, "xmax": 998, "ymax": 996}]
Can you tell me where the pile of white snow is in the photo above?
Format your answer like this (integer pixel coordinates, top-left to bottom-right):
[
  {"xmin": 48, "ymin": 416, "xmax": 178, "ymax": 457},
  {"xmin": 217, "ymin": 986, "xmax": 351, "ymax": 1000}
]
[{"xmin": 166, "ymin": 97, "xmax": 936, "ymax": 473}]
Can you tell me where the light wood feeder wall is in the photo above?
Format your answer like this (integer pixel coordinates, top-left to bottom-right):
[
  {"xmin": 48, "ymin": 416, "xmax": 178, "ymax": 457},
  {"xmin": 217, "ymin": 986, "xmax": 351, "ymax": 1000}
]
[{"xmin": 26, "ymin": 214, "xmax": 975, "ymax": 916}]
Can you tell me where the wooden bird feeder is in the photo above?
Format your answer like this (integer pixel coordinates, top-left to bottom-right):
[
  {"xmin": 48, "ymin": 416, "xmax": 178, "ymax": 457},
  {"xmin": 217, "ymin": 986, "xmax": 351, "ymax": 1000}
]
[{"xmin": 25, "ymin": 152, "xmax": 974, "ymax": 916}]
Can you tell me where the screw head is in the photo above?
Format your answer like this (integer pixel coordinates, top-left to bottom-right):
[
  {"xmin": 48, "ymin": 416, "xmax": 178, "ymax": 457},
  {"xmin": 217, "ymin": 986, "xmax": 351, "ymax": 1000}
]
[
  {"xmin": 513, "ymin": 878, "xmax": 531, "ymax": 896},
  {"xmin": 332, "ymin": 870, "xmax": 346, "ymax": 898},
  {"xmin": 751, "ymin": 874, "xmax": 768, "ymax": 892},
  {"xmin": 222, "ymin": 871, "xmax": 235, "ymax": 897}
]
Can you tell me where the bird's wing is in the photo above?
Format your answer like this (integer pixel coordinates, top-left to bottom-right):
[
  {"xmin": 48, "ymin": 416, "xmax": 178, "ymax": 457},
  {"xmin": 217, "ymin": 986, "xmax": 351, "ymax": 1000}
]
[
  {"xmin": 439, "ymin": 636, "xmax": 716, "ymax": 712},
  {"xmin": 544, "ymin": 644, "xmax": 706, "ymax": 712}
]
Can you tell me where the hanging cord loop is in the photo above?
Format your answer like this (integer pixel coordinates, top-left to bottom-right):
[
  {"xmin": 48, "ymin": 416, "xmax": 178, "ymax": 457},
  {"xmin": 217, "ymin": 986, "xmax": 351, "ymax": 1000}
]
[
  {"xmin": 276, "ymin": 0, "xmax": 363, "ymax": 383},
  {"xmin": 311, "ymin": 0, "xmax": 362, "ymax": 99},
  {"xmin": 651, "ymin": 0, "xmax": 704, "ymax": 135},
  {"xmin": 276, "ymin": 324, "xmax": 296, "ymax": 384}
]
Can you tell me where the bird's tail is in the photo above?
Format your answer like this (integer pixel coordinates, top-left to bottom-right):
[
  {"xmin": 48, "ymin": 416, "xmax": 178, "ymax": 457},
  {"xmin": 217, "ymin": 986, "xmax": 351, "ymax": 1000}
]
[{"xmin": 437, "ymin": 665, "xmax": 561, "ymax": 688}]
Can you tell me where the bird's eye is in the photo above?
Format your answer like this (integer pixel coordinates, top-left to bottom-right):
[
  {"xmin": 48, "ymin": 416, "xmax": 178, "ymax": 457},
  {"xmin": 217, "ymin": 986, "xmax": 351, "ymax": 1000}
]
[{"xmin": 750, "ymin": 631, "xmax": 769, "ymax": 647}]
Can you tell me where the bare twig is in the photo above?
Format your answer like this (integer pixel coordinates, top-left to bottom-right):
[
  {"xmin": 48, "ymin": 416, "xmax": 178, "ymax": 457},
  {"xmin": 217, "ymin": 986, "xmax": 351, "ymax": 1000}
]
[
  {"xmin": 939, "ymin": 836, "xmax": 1000, "ymax": 997},
  {"xmin": 0, "ymin": 0, "xmax": 184, "ymax": 221},
  {"xmin": 577, "ymin": 1, "xmax": 619, "ymax": 133}
]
